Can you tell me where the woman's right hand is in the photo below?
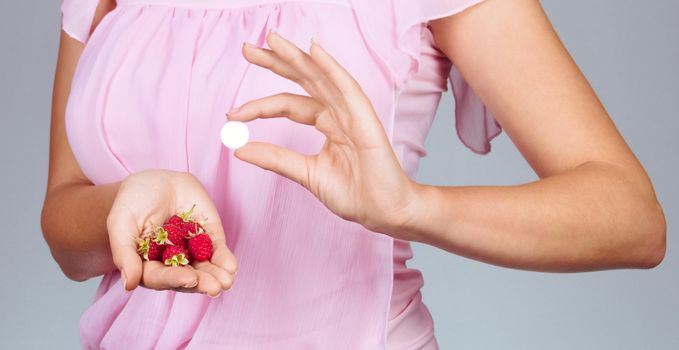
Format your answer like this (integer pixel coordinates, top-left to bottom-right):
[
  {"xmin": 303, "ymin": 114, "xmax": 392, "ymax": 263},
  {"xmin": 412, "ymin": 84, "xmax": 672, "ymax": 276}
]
[{"xmin": 107, "ymin": 169, "xmax": 238, "ymax": 297}]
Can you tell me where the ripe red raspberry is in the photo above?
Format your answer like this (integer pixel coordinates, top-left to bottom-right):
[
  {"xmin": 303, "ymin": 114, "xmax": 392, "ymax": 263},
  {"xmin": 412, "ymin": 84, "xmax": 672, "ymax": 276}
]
[
  {"xmin": 188, "ymin": 233, "xmax": 213, "ymax": 262},
  {"xmin": 147, "ymin": 240, "xmax": 164, "ymax": 261},
  {"xmin": 164, "ymin": 223, "xmax": 186, "ymax": 246},
  {"xmin": 154, "ymin": 224, "xmax": 186, "ymax": 246},
  {"xmin": 168, "ymin": 204, "xmax": 197, "ymax": 226},
  {"xmin": 182, "ymin": 221, "xmax": 203, "ymax": 236},
  {"xmin": 137, "ymin": 236, "xmax": 166, "ymax": 261},
  {"xmin": 163, "ymin": 245, "xmax": 190, "ymax": 267},
  {"xmin": 167, "ymin": 214, "xmax": 184, "ymax": 227}
]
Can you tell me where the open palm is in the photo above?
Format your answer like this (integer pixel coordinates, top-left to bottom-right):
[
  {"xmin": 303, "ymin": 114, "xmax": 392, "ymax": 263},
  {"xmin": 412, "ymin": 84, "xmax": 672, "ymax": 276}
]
[{"xmin": 108, "ymin": 169, "xmax": 237, "ymax": 296}]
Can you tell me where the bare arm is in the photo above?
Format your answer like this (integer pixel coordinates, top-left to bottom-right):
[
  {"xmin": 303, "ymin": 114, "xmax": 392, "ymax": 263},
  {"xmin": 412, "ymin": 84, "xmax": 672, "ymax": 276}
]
[
  {"xmin": 227, "ymin": 2, "xmax": 665, "ymax": 273},
  {"xmin": 42, "ymin": 0, "xmax": 119, "ymax": 281},
  {"xmin": 42, "ymin": 1, "xmax": 237, "ymax": 294},
  {"xmin": 401, "ymin": 0, "xmax": 666, "ymax": 271}
]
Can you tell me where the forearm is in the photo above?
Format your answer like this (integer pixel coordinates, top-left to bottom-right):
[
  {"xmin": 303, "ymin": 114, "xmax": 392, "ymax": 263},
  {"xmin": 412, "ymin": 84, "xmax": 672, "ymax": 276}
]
[
  {"xmin": 399, "ymin": 161, "xmax": 665, "ymax": 272},
  {"xmin": 42, "ymin": 181, "xmax": 120, "ymax": 281},
  {"xmin": 44, "ymin": 0, "xmax": 119, "ymax": 281}
]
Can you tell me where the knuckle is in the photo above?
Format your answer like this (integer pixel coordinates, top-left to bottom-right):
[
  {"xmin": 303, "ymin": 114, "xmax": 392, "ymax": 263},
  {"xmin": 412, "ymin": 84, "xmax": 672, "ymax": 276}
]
[
  {"xmin": 222, "ymin": 278, "xmax": 233, "ymax": 290},
  {"xmin": 269, "ymin": 151, "xmax": 283, "ymax": 172},
  {"xmin": 279, "ymin": 99, "xmax": 292, "ymax": 115},
  {"xmin": 310, "ymin": 74, "xmax": 326, "ymax": 87},
  {"xmin": 301, "ymin": 158, "xmax": 313, "ymax": 189},
  {"xmin": 209, "ymin": 285, "xmax": 222, "ymax": 296},
  {"xmin": 250, "ymin": 104, "xmax": 262, "ymax": 116},
  {"xmin": 230, "ymin": 259, "xmax": 239, "ymax": 273},
  {"xmin": 105, "ymin": 213, "xmax": 115, "ymax": 230},
  {"xmin": 298, "ymin": 78, "xmax": 313, "ymax": 92},
  {"xmin": 271, "ymin": 61, "xmax": 297, "ymax": 81},
  {"xmin": 292, "ymin": 75, "xmax": 305, "ymax": 86},
  {"xmin": 179, "ymin": 278, "xmax": 197, "ymax": 289},
  {"xmin": 184, "ymin": 171, "xmax": 199, "ymax": 182},
  {"xmin": 112, "ymin": 255, "xmax": 125, "ymax": 270},
  {"xmin": 289, "ymin": 49, "xmax": 307, "ymax": 65}
]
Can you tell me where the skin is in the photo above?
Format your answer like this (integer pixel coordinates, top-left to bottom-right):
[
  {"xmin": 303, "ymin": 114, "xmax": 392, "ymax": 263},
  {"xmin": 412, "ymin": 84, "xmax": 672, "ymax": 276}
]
[
  {"xmin": 43, "ymin": 0, "xmax": 665, "ymax": 296},
  {"xmin": 230, "ymin": 0, "xmax": 666, "ymax": 271},
  {"xmin": 43, "ymin": 0, "xmax": 237, "ymax": 296}
]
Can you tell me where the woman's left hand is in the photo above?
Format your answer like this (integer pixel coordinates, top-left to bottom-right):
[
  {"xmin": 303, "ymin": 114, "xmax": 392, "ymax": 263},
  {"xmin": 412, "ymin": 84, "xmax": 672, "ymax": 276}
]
[{"xmin": 227, "ymin": 31, "xmax": 419, "ymax": 239}]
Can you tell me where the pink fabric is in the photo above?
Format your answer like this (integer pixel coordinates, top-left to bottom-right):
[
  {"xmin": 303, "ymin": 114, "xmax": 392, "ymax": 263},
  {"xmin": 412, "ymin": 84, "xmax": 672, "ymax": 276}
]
[
  {"xmin": 397, "ymin": 1, "xmax": 502, "ymax": 154},
  {"xmin": 60, "ymin": 0, "xmax": 99, "ymax": 43},
  {"xmin": 350, "ymin": 0, "xmax": 502, "ymax": 154},
  {"xmin": 61, "ymin": 0, "xmax": 499, "ymax": 348}
]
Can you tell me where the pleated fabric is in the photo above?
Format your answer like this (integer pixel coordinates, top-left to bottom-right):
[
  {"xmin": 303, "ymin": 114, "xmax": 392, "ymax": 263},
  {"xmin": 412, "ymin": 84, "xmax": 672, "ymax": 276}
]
[
  {"xmin": 349, "ymin": 0, "xmax": 502, "ymax": 154},
  {"xmin": 61, "ymin": 0, "xmax": 501, "ymax": 348}
]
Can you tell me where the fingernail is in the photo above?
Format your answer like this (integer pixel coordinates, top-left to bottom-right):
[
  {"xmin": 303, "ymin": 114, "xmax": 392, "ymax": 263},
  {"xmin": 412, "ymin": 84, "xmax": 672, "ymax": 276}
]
[
  {"xmin": 227, "ymin": 106, "xmax": 242, "ymax": 117},
  {"xmin": 311, "ymin": 38, "xmax": 325, "ymax": 53},
  {"xmin": 183, "ymin": 280, "xmax": 199, "ymax": 288},
  {"xmin": 121, "ymin": 270, "xmax": 128, "ymax": 291},
  {"xmin": 209, "ymin": 291, "xmax": 222, "ymax": 299},
  {"xmin": 243, "ymin": 42, "xmax": 255, "ymax": 50},
  {"xmin": 268, "ymin": 28, "xmax": 277, "ymax": 35}
]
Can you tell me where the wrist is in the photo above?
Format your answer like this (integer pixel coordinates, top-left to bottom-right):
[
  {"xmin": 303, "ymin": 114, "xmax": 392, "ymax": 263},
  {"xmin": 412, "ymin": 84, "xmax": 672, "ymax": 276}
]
[
  {"xmin": 375, "ymin": 181, "xmax": 437, "ymax": 243},
  {"xmin": 130, "ymin": 168, "xmax": 185, "ymax": 187}
]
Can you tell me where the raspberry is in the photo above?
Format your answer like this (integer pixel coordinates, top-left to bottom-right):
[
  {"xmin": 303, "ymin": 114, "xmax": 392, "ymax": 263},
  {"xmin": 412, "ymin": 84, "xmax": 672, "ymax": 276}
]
[
  {"xmin": 182, "ymin": 221, "xmax": 203, "ymax": 236},
  {"xmin": 137, "ymin": 236, "xmax": 165, "ymax": 261},
  {"xmin": 135, "ymin": 204, "xmax": 213, "ymax": 266},
  {"xmin": 147, "ymin": 240, "xmax": 164, "ymax": 261},
  {"xmin": 167, "ymin": 204, "xmax": 205, "ymax": 239},
  {"xmin": 137, "ymin": 237, "xmax": 152, "ymax": 261},
  {"xmin": 153, "ymin": 223, "xmax": 186, "ymax": 246},
  {"xmin": 164, "ymin": 223, "xmax": 186, "ymax": 246},
  {"xmin": 163, "ymin": 245, "xmax": 190, "ymax": 267},
  {"xmin": 188, "ymin": 233, "xmax": 213, "ymax": 262},
  {"xmin": 169, "ymin": 204, "xmax": 197, "ymax": 226},
  {"xmin": 167, "ymin": 215, "xmax": 184, "ymax": 227}
]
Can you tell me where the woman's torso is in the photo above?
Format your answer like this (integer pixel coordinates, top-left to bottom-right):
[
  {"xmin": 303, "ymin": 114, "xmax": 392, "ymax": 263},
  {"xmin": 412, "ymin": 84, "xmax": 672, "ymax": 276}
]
[{"xmin": 65, "ymin": 0, "xmax": 451, "ymax": 348}]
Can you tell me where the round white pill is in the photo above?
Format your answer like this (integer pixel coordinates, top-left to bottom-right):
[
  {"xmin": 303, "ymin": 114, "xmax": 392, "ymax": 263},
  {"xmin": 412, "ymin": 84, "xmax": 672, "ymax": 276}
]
[{"xmin": 220, "ymin": 121, "xmax": 250, "ymax": 150}]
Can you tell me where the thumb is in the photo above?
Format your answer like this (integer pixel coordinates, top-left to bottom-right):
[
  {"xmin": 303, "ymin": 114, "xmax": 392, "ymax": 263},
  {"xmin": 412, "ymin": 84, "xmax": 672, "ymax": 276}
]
[
  {"xmin": 199, "ymin": 215, "xmax": 238, "ymax": 274},
  {"xmin": 234, "ymin": 141, "xmax": 312, "ymax": 189},
  {"xmin": 107, "ymin": 211, "xmax": 143, "ymax": 291}
]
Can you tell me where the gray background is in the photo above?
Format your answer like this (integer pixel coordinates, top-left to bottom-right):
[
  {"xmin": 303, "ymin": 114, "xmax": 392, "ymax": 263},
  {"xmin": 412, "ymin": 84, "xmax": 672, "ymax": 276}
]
[{"xmin": 1, "ymin": 1, "xmax": 677, "ymax": 349}]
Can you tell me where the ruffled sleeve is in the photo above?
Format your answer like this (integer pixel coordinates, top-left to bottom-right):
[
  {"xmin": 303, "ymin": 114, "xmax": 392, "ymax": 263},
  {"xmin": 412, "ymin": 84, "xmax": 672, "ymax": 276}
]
[
  {"xmin": 349, "ymin": 0, "xmax": 502, "ymax": 154},
  {"xmin": 60, "ymin": 0, "xmax": 100, "ymax": 43}
]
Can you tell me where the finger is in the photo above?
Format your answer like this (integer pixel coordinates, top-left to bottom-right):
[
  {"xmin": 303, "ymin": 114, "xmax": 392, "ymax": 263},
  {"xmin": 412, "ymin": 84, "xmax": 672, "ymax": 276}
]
[
  {"xmin": 234, "ymin": 141, "xmax": 313, "ymax": 188},
  {"xmin": 176, "ymin": 265, "xmax": 224, "ymax": 297},
  {"xmin": 227, "ymin": 93, "xmax": 324, "ymax": 126},
  {"xmin": 266, "ymin": 31, "xmax": 343, "ymax": 106},
  {"xmin": 241, "ymin": 43, "xmax": 302, "ymax": 85},
  {"xmin": 243, "ymin": 32, "xmax": 341, "ymax": 107},
  {"xmin": 194, "ymin": 260, "xmax": 234, "ymax": 291},
  {"xmin": 210, "ymin": 240, "xmax": 239, "ymax": 275},
  {"xmin": 193, "ymin": 208, "xmax": 238, "ymax": 274},
  {"xmin": 141, "ymin": 261, "xmax": 199, "ymax": 290},
  {"xmin": 309, "ymin": 39, "xmax": 391, "ymax": 146},
  {"xmin": 107, "ymin": 208, "xmax": 143, "ymax": 291},
  {"xmin": 309, "ymin": 39, "xmax": 366, "ymax": 100},
  {"xmin": 265, "ymin": 30, "xmax": 325, "ymax": 84}
]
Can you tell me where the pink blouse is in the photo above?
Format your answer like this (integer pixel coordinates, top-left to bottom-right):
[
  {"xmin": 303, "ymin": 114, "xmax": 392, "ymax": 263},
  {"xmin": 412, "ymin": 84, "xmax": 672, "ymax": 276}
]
[{"xmin": 61, "ymin": 0, "xmax": 501, "ymax": 348}]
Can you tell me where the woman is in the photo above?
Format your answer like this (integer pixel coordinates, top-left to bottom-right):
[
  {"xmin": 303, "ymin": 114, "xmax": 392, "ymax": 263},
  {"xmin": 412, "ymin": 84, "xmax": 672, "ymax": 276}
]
[{"xmin": 42, "ymin": 0, "xmax": 666, "ymax": 348}]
